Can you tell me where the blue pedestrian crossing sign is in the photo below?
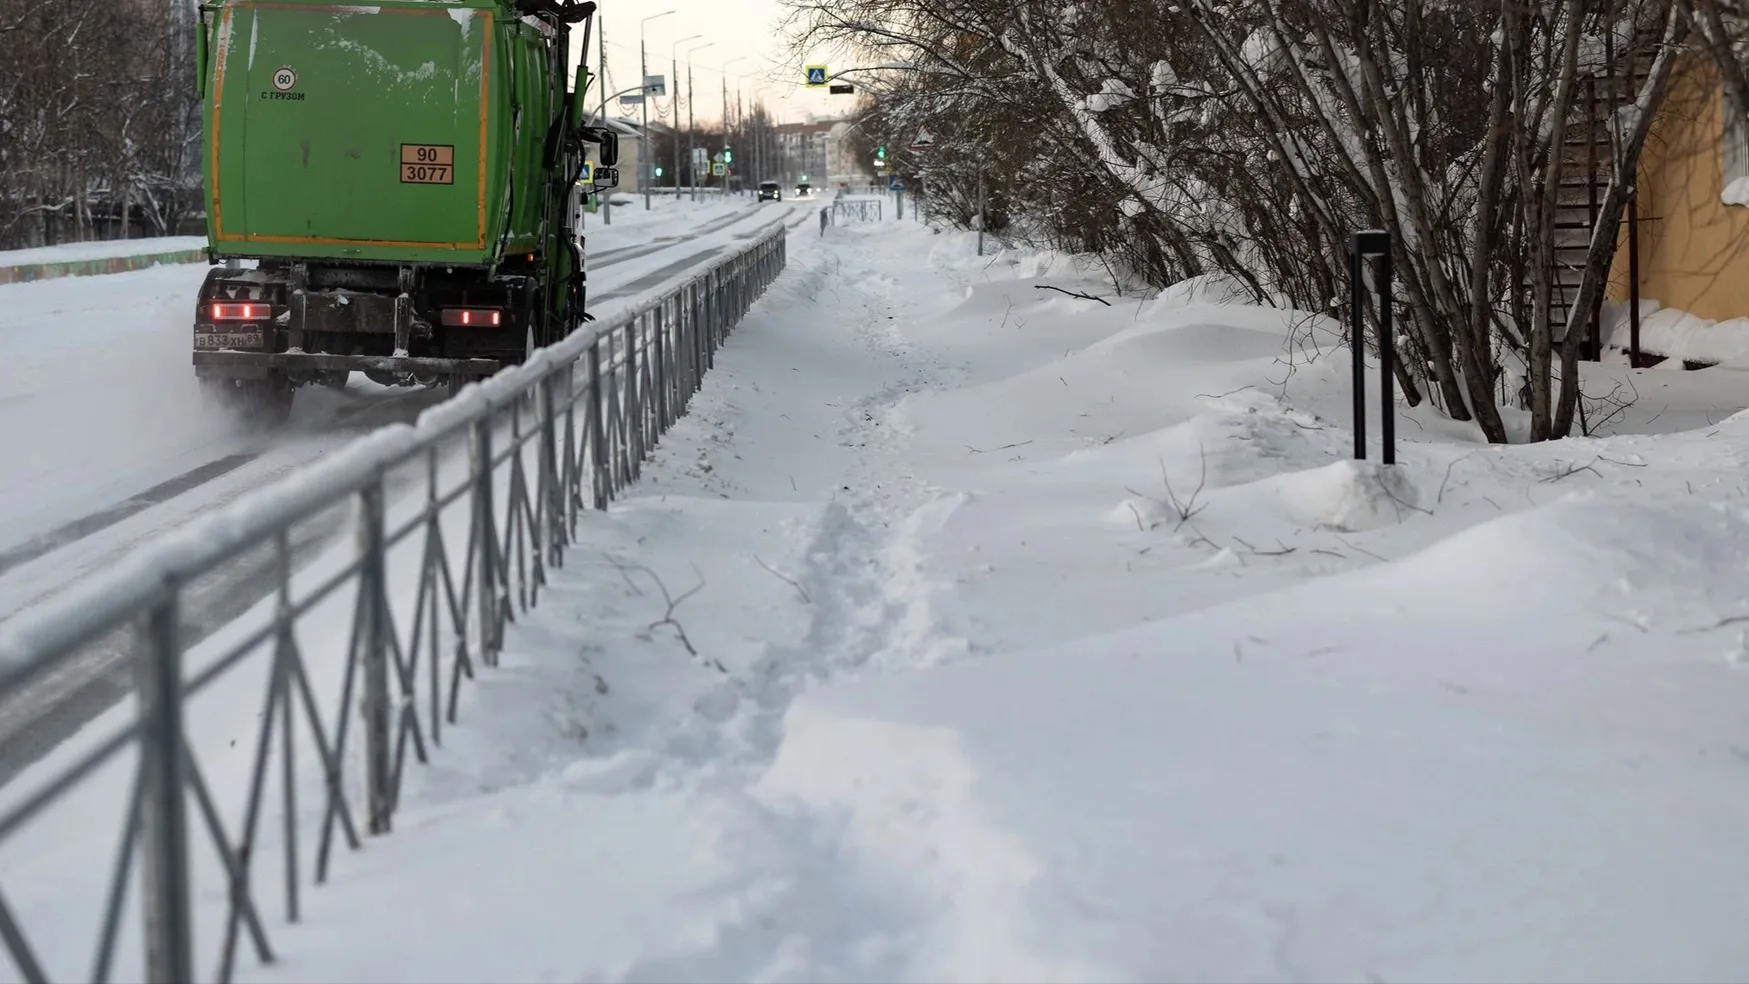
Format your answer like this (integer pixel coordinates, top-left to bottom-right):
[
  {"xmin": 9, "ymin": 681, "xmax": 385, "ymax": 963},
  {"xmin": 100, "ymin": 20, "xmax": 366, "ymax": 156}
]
[
  {"xmin": 805, "ymin": 65, "xmax": 828, "ymax": 88},
  {"xmin": 578, "ymin": 161, "xmax": 594, "ymax": 184}
]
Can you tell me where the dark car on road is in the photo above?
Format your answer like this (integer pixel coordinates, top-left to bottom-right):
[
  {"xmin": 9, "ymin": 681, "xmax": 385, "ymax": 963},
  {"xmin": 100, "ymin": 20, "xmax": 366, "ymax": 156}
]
[{"xmin": 758, "ymin": 180, "xmax": 782, "ymax": 202}]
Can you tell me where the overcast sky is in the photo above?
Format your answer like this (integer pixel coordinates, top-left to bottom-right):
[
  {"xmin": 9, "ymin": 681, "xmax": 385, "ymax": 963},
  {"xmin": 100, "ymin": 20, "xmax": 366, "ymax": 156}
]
[{"xmin": 569, "ymin": 0, "xmax": 850, "ymax": 127}]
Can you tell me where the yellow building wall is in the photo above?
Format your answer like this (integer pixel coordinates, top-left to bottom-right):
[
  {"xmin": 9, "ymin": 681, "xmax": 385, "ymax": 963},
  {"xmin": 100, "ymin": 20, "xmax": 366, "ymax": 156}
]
[{"xmin": 1609, "ymin": 53, "xmax": 1749, "ymax": 319}]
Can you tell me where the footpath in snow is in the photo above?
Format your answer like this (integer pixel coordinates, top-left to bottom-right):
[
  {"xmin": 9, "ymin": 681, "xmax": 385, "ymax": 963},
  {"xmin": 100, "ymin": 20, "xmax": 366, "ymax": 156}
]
[{"xmin": 238, "ymin": 218, "xmax": 1749, "ymax": 982}]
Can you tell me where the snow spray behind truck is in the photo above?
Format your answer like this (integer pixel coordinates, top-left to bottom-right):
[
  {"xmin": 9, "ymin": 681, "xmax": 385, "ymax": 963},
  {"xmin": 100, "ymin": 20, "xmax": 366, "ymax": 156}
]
[{"xmin": 189, "ymin": 0, "xmax": 620, "ymax": 423}]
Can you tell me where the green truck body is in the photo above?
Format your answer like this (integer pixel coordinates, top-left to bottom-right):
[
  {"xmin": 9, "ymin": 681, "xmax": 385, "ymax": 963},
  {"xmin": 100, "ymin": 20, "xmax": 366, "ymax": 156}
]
[{"xmin": 191, "ymin": 0, "xmax": 619, "ymax": 421}]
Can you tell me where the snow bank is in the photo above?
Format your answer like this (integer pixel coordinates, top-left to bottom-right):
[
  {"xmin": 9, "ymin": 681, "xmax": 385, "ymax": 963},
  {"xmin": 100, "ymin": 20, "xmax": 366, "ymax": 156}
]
[
  {"xmin": 761, "ymin": 495, "xmax": 1749, "ymax": 980},
  {"xmin": 1603, "ymin": 298, "xmax": 1749, "ymax": 365},
  {"xmin": 0, "ymin": 236, "xmax": 206, "ymax": 269}
]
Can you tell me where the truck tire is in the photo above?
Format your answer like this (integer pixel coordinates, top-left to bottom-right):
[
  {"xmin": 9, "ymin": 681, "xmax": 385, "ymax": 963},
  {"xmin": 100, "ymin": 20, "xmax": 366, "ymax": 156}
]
[{"xmin": 201, "ymin": 376, "xmax": 294, "ymax": 428}]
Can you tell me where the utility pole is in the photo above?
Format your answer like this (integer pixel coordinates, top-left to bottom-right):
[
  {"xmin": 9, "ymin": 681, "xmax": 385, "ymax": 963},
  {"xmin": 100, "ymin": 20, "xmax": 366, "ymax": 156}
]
[
  {"xmin": 719, "ymin": 58, "xmax": 751, "ymax": 199},
  {"xmin": 599, "ymin": 15, "xmax": 610, "ymax": 225},
  {"xmin": 670, "ymin": 35, "xmax": 699, "ymax": 208},
  {"xmin": 640, "ymin": 40, "xmax": 649, "ymax": 208},
  {"xmin": 679, "ymin": 41, "xmax": 712, "ymax": 204},
  {"xmin": 640, "ymin": 11, "xmax": 676, "ymax": 211},
  {"xmin": 687, "ymin": 58, "xmax": 699, "ymax": 202}
]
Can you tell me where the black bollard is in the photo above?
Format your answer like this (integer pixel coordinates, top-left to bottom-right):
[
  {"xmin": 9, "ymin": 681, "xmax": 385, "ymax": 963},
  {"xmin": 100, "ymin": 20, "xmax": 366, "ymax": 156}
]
[{"xmin": 1349, "ymin": 230, "xmax": 1395, "ymax": 465}]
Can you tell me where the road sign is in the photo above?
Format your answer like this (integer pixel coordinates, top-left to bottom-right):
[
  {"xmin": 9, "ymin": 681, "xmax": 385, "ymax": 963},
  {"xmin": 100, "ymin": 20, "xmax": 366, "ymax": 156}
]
[
  {"xmin": 644, "ymin": 74, "xmax": 666, "ymax": 97},
  {"xmin": 711, "ymin": 162, "xmax": 726, "ymax": 177},
  {"xmin": 692, "ymin": 147, "xmax": 709, "ymax": 171},
  {"xmin": 909, "ymin": 128, "xmax": 936, "ymax": 150},
  {"xmin": 618, "ymin": 93, "xmax": 644, "ymax": 106},
  {"xmin": 829, "ymin": 83, "xmax": 854, "ymax": 95},
  {"xmin": 805, "ymin": 65, "xmax": 828, "ymax": 87},
  {"xmin": 889, "ymin": 178, "xmax": 906, "ymax": 191},
  {"xmin": 579, "ymin": 161, "xmax": 594, "ymax": 183}
]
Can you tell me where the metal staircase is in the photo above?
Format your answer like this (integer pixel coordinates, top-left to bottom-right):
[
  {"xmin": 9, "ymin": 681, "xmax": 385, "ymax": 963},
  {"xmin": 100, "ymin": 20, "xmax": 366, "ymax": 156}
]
[{"xmin": 1551, "ymin": 26, "xmax": 1652, "ymax": 364}]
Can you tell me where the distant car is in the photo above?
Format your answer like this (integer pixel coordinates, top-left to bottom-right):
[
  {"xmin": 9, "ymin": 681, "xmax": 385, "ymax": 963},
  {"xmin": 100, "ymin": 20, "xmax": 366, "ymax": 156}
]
[
  {"xmin": 758, "ymin": 180, "xmax": 782, "ymax": 202},
  {"xmin": 795, "ymin": 183, "xmax": 812, "ymax": 198}
]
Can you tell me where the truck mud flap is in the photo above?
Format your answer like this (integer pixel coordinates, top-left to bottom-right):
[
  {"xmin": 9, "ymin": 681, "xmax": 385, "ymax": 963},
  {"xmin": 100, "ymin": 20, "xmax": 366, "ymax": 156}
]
[{"xmin": 193, "ymin": 351, "xmax": 503, "ymax": 377}]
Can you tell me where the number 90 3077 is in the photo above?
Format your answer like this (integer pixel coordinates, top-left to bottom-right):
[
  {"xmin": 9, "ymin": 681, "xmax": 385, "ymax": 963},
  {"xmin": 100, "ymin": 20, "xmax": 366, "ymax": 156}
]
[{"xmin": 400, "ymin": 144, "xmax": 456, "ymax": 185}]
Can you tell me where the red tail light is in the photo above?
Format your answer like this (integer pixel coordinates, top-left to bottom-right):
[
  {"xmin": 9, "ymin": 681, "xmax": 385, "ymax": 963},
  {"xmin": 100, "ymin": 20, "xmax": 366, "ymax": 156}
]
[
  {"xmin": 441, "ymin": 308, "xmax": 504, "ymax": 327},
  {"xmin": 211, "ymin": 302, "xmax": 268, "ymax": 321}
]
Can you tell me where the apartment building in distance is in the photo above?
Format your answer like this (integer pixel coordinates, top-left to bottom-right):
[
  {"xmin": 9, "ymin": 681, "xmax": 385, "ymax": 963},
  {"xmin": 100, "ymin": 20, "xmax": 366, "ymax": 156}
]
[{"xmin": 773, "ymin": 118, "xmax": 875, "ymax": 189}]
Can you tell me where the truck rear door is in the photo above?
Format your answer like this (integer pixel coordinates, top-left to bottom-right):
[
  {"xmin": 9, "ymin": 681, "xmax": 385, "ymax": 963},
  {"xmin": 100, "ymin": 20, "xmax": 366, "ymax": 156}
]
[{"xmin": 209, "ymin": 2, "xmax": 496, "ymax": 260}]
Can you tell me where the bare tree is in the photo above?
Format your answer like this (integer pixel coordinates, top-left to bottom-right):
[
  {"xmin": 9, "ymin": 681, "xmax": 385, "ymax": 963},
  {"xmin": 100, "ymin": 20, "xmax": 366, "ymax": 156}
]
[
  {"xmin": 788, "ymin": 0, "xmax": 1697, "ymax": 443},
  {"xmin": 0, "ymin": 0, "xmax": 199, "ymax": 248}
]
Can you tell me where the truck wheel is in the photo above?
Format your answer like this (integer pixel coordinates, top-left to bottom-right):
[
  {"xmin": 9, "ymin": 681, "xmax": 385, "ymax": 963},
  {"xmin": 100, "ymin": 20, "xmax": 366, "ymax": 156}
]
[
  {"xmin": 200, "ymin": 377, "xmax": 293, "ymax": 428},
  {"xmin": 244, "ymin": 379, "xmax": 295, "ymax": 427}
]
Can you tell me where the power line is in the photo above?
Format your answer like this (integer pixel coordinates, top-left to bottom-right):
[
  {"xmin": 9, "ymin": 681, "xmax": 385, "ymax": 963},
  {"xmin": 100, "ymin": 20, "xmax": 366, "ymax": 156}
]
[{"xmin": 600, "ymin": 38, "xmax": 769, "ymax": 80}]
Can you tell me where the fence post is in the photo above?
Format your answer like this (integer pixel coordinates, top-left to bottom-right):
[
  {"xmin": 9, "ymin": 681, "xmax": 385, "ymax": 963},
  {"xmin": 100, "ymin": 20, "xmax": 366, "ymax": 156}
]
[
  {"xmin": 537, "ymin": 371, "xmax": 562, "ymax": 561},
  {"xmin": 136, "ymin": 589, "xmax": 194, "ymax": 984},
  {"xmin": 469, "ymin": 417, "xmax": 502, "ymax": 658},
  {"xmin": 356, "ymin": 478, "xmax": 393, "ymax": 832},
  {"xmin": 1349, "ymin": 230, "xmax": 1395, "ymax": 465},
  {"xmin": 588, "ymin": 344, "xmax": 608, "ymax": 510}
]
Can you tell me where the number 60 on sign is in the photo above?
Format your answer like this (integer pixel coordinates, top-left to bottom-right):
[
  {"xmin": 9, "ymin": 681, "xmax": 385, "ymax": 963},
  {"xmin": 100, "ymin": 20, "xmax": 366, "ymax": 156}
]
[{"xmin": 400, "ymin": 144, "xmax": 455, "ymax": 185}]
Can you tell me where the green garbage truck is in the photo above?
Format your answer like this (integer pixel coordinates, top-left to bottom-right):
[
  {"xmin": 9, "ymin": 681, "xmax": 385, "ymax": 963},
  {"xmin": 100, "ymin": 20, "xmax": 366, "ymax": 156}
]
[{"xmin": 189, "ymin": 0, "xmax": 619, "ymax": 422}]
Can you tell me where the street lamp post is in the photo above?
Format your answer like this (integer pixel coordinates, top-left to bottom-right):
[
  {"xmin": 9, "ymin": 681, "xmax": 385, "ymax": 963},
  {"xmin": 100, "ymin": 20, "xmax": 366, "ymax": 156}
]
[
  {"xmin": 669, "ymin": 34, "xmax": 702, "ymax": 206},
  {"xmin": 639, "ymin": 9, "xmax": 676, "ymax": 211},
  {"xmin": 684, "ymin": 42, "xmax": 715, "ymax": 203}
]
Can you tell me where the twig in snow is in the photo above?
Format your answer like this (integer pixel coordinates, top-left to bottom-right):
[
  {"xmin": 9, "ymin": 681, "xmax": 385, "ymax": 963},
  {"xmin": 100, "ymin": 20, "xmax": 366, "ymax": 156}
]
[
  {"xmin": 1596, "ymin": 454, "xmax": 1648, "ymax": 468},
  {"xmin": 1437, "ymin": 451, "xmax": 1481, "ymax": 504},
  {"xmin": 1161, "ymin": 447, "xmax": 1210, "ymax": 531},
  {"xmin": 1125, "ymin": 501, "xmax": 1148, "ymax": 532},
  {"xmin": 1540, "ymin": 457, "xmax": 1603, "ymax": 483},
  {"xmin": 1333, "ymin": 534, "xmax": 1386, "ymax": 562},
  {"xmin": 1599, "ymin": 611, "xmax": 1651, "ymax": 635},
  {"xmin": 1679, "ymin": 613, "xmax": 1749, "ymax": 635},
  {"xmin": 754, "ymin": 554, "xmax": 811, "ymax": 604},
  {"xmin": 607, "ymin": 556, "xmax": 720, "ymax": 671},
  {"xmin": 1034, "ymin": 284, "xmax": 1112, "ymax": 306},
  {"xmin": 966, "ymin": 440, "xmax": 1034, "ymax": 454},
  {"xmin": 1232, "ymin": 534, "xmax": 1297, "ymax": 557},
  {"xmin": 1195, "ymin": 385, "xmax": 1258, "ymax": 402}
]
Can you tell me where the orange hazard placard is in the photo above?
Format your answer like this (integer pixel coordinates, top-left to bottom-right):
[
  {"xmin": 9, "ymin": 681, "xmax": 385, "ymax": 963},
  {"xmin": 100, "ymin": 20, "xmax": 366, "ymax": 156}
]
[{"xmin": 400, "ymin": 144, "xmax": 455, "ymax": 185}]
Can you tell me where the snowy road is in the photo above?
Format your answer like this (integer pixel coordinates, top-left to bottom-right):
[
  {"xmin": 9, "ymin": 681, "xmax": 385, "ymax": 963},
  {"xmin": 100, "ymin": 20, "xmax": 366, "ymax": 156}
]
[{"xmin": 0, "ymin": 196, "xmax": 804, "ymax": 786}]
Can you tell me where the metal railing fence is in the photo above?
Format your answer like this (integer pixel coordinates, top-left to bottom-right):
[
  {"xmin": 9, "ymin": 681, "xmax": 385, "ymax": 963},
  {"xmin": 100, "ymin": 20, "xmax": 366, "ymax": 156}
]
[
  {"xmin": 0, "ymin": 226, "xmax": 787, "ymax": 984},
  {"xmin": 831, "ymin": 200, "xmax": 884, "ymax": 225}
]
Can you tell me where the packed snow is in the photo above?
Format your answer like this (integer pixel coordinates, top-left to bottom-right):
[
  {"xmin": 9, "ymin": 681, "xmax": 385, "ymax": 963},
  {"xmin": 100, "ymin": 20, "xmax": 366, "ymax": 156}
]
[{"xmin": 10, "ymin": 206, "xmax": 1749, "ymax": 982}]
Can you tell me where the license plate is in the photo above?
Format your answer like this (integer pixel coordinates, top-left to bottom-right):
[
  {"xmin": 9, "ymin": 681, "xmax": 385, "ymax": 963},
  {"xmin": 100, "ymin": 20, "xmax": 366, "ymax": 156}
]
[{"xmin": 194, "ymin": 331, "xmax": 264, "ymax": 350}]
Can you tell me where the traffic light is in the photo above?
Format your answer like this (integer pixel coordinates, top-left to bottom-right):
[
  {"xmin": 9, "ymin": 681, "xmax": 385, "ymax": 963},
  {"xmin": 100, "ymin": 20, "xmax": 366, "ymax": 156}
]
[
  {"xmin": 723, "ymin": 147, "xmax": 734, "ymax": 163},
  {"xmin": 876, "ymin": 145, "xmax": 886, "ymax": 160},
  {"xmin": 655, "ymin": 165, "xmax": 664, "ymax": 177}
]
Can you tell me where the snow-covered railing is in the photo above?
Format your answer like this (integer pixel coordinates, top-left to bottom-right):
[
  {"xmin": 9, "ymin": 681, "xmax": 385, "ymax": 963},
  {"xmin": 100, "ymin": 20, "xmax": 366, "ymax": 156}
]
[
  {"xmin": 0, "ymin": 225, "xmax": 788, "ymax": 984},
  {"xmin": 832, "ymin": 199, "xmax": 884, "ymax": 224}
]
